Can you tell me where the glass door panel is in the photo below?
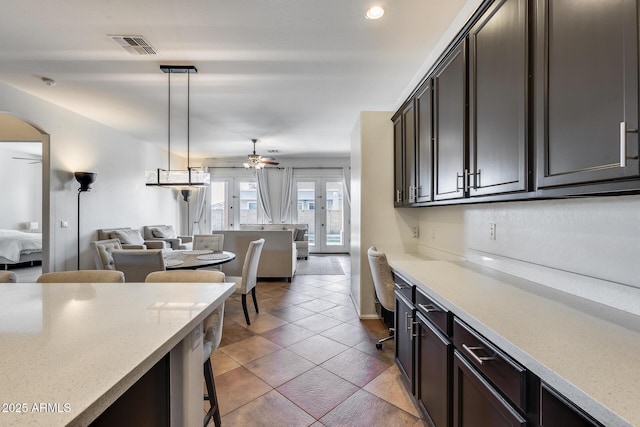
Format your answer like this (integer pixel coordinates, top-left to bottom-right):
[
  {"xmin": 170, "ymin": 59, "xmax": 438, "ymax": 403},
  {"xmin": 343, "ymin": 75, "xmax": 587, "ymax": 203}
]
[
  {"xmin": 238, "ymin": 181, "xmax": 258, "ymax": 225},
  {"xmin": 210, "ymin": 181, "xmax": 228, "ymax": 231},
  {"xmin": 296, "ymin": 181, "xmax": 316, "ymax": 247},
  {"xmin": 325, "ymin": 181, "xmax": 344, "ymax": 247}
]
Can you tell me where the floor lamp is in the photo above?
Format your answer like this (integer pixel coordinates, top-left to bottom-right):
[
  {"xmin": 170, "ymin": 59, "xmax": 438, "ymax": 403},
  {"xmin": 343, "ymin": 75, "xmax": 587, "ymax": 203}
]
[
  {"xmin": 75, "ymin": 172, "xmax": 97, "ymax": 270},
  {"xmin": 181, "ymin": 189, "xmax": 192, "ymax": 235}
]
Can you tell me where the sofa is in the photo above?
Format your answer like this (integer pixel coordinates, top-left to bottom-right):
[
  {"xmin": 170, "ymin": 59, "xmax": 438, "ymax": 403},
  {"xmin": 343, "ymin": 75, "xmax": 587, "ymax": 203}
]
[
  {"xmin": 97, "ymin": 227, "xmax": 166, "ymax": 250},
  {"xmin": 219, "ymin": 230, "xmax": 297, "ymax": 281},
  {"xmin": 142, "ymin": 225, "xmax": 193, "ymax": 250},
  {"xmin": 239, "ymin": 224, "xmax": 309, "ymax": 259}
]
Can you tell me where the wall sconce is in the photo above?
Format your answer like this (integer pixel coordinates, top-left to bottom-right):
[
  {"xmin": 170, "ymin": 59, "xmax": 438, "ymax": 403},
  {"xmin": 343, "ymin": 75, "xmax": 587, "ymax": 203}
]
[{"xmin": 75, "ymin": 172, "xmax": 97, "ymax": 270}]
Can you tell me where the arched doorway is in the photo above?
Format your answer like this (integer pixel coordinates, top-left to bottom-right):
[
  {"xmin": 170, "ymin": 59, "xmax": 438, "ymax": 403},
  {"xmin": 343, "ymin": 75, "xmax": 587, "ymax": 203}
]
[{"xmin": 0, "ymin": 113, "xmax": 51, "ymax": 273}]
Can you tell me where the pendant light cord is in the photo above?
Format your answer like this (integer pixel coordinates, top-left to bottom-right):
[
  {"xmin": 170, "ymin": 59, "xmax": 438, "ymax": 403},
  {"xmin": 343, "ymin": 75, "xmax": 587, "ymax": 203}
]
[{"xmin": 168, "ymin": 70, "xmax": 171, "ymax": 171}]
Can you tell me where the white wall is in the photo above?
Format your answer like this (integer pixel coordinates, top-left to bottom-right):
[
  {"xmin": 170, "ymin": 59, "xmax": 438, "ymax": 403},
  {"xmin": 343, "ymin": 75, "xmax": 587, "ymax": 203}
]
[
  {"xmin": 0, "ymin": 82, "xmax": 183, "ymax": 271},
  {"xmin": 417, "ymin": 196, "xmax": 640, "ymax": 300},
  {"xmin": 0, "ymin": 143, "xmax": 42, "ymax": 230},
  {"xmin": 351, "ymin": 112, "xmax": 419, "ymax": 317}
]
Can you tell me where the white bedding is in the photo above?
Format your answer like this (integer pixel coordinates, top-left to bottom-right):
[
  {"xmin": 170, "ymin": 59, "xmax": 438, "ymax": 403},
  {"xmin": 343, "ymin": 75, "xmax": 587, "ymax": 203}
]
[{"xmin": 0, "ymin": 230, "xmax": 42, "ymax": 263}]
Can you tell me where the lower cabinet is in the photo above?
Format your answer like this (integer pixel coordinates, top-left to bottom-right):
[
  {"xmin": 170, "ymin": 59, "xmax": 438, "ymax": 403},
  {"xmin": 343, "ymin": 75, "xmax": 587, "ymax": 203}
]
[
  {"xmin": 453, "ymin": 351, "xmax": 527, "ymax": 427},
  {"xmin": 395, "ymin": 290, "xmax": 415, "ymax": 388},
  {"xmin": 540, "ymin": 383, "xmax": 601, "ymax": 427},
  {"xmin": 416, "ymin": 312, "xmax": 452, "ymax": 427}
]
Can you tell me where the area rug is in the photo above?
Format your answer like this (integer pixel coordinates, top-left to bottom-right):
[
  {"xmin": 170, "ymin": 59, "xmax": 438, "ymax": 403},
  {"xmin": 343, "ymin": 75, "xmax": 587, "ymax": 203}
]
[{"xmin": 296, "ymin": 256, "xmax": 344, "ymax": 275}]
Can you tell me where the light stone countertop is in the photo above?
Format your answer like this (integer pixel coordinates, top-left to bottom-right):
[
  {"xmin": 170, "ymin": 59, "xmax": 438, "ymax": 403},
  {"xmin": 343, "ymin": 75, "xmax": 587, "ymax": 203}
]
[
  {"xmin": 0, "ymin": 281, "xmax": 235, "ymax": 426},
  {"xmin": 386, "ymin": 254, "xmax": 640, "ymax": 427}
]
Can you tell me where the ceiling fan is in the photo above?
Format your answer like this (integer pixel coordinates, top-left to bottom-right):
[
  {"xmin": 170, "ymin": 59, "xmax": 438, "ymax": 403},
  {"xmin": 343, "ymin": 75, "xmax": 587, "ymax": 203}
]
[
  {"xmin": 12, "ymin": 156, "xmax": 42, "ymax": 164},
  {"xmin": 243, "ymin": 139, "xmax": 279, "ymax": 169}
]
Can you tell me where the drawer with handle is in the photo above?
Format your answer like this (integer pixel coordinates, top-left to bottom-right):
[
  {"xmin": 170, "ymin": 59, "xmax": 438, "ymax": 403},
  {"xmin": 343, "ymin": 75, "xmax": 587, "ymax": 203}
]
[
  {"xmin": 415, "ymin": 288, "xmax": 451, "ymax": 337},
  {"xmin": 453, "ymin": 317, "xmax": 527, "ymax": 411},
  {"xmin": 393, "ymin": 272, "xmax": 414, "ymax": 302}
]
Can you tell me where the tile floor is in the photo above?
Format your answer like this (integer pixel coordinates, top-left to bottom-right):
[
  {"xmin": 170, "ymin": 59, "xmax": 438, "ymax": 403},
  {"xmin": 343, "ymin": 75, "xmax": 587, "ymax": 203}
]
[{"xmin": 208, "ymin": 255, "xmax": 426, "ymax": 426}]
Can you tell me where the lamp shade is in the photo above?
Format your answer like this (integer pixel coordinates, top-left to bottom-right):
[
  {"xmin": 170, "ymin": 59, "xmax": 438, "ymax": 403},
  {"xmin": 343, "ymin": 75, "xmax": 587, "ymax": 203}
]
[{"xmin": 75, "ymin": 172, "xmax": 97, "ymax": 192}]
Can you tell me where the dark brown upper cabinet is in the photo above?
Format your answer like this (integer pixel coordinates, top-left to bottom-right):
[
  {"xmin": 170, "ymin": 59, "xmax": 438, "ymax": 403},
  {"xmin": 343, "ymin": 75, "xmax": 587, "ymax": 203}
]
[
  {"xmin": 403, "ymin": 102, "xmax": 417, "ymax": 205},
  {"xmin": 434, "ymin": 41, "xmax": 468, "ymax": 201},
  {"xmin": 415, "ymin": 81, "xmax": 434, "ymax": 203},
  {"xmin": 535, "ymin": 0, "xmax": 639, "ymax": 188},
  {"xmin": 393, "ymin": 115, "xmax": 404, "ymax": 206},
  {"xmin": 469, "ymin": 0, "xmax": 529, "ymax": 196}
]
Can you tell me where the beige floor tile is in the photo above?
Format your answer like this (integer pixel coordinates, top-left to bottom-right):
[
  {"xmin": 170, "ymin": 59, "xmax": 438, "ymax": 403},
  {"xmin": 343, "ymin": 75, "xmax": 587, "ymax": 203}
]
[
  {"xmin": 244, "ymin": 348, "xmax": 315, "ymax": 387},
  {"xmin": 220, "ymin": 335, "xmax": 282, "ymax": 365},
  {"xmin": 294, "ymin": 313, "xmax": 343, "ymax": 333},
  {"xmin": 221, "ymin": 390, "xmax": 315, "ymax": 427},
  {"xmin": 271, "ymin": 305, "xmax": 316, "ymax": 322},
  {"xmin": 320, "ymin": 347, "xmax": 391, "ymax": 387},
  {"xmin": 260, "ymin": 323, "xmax": 316, "ymax": 347},
  {"xmin": 210, "ymin": 350, "xmax": 241, "ymax": 376},
  {"xmin": 214, "ymin": 366, "xmax": 272, "ymax": 416},
  {"xmin": 277, "ymin": 366, "xmax": 359, "ymax": 419},
  {"xmin": 243, "ymin": 312, "xmax": 289, "ymax": 334},
  {"xmin": 364, "ymin": 364, "xmax": 422, "ymax": 417},
  {"xmin": 320, "ymin": 323, "xmax": 371, "ymax": 347},
  {"xmin": 320, "ymin": 389, "xmax": 419, "ymax": 427},
  {"xmin": 288, "ymin": 335, "xmax": 349, "ymax": 365}
]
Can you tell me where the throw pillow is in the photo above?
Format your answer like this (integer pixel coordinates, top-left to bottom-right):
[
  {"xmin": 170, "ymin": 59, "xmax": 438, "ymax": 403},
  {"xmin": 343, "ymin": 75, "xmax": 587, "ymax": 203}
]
[
  {"xmin": 151, "ymin": 225, "xmax": 176, "ymax": 239},
  {"xmin": 109, "ymin": 229, "xmax": 145, "ymax": 245}
]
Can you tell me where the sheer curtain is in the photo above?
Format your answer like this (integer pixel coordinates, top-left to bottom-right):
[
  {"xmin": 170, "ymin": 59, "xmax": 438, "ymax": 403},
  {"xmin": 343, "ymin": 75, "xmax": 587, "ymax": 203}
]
[
  {"xmin": 256, "ymin": 168, "xmax": 273, "ymax": 223},
  {"xmin": 342, "ymin": 166, "xmax": 351, "ymax": 207},
  {"xmin": 279, "ymin": 167, "xmax": 293, "ymax": 223},
  {"xmin": 192, "ymin": 187, "xmax": 208, "ymax": 234}
]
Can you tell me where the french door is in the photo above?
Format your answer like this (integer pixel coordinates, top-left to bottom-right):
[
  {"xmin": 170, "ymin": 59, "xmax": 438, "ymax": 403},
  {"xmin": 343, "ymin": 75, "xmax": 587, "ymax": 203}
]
[
  {"xmin": 294, "ymin": 178, "xmax": 349, "ymax": 253},
  {"xmin": 210, "ymin": 178, "xmax": 260, "ymax": 230}
]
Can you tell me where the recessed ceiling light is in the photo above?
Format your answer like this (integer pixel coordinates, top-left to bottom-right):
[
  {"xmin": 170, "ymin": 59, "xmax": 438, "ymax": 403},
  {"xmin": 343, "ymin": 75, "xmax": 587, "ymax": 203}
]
[{"xmin": 366, "ymin": 5, "xmax": 385, "ymax": 20}]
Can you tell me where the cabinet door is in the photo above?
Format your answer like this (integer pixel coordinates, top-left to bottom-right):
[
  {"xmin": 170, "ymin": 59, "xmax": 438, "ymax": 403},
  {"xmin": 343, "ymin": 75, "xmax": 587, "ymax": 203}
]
[
  {"xmin": 540, "ymin": 384, "xmax": 601, "ymax": 427},
  {"xmin": 469, "ymin": 0, "xmax": 529, "ymax": 196},
  {"xmin": 535, "ymin": 0, "xmax": 639, "ymax": 187},
  {"xmin": 403, "ymin": 101, "xmax": 417, "ymax": 205},
  {"xmin": 395, "ymin": 292, "xmax": 414, "ymax": 388},
  {"xmin": 393, "ymin": 115, "xmax": 404, "ymax": 206},
  {"xmin": 434, "ymin": 41, "xmax": 467, "ymax": 201},
  {"xmin": 416, "ymin": 81, "xmax": 433, "ymax": 203},
  {"xmin": 416, "ymin": 313, "xmax": 452, "ymax": 427},
  {"xmin": 453, "ymin": 351, "xmax": 527, "ymax": 427}
]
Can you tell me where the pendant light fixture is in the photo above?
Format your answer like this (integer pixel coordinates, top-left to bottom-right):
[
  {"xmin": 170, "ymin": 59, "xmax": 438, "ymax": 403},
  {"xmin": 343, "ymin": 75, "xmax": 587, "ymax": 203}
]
[{"xmin": 146, "ymin": 65, "xmax": 210, "ymax": 187}]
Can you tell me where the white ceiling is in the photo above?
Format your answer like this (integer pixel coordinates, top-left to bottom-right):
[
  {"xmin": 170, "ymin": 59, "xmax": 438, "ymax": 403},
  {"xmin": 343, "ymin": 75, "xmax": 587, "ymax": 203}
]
[{"xmin": 0, "ymin": 0, "xmax": 470, "ymax": 160}]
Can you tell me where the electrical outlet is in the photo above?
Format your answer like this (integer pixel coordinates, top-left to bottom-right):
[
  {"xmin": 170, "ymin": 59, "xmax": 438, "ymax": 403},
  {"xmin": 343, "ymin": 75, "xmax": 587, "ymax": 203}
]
[
  {"xmin": 431, "ymin": 228, "xmax": 436, "ymax": 240},
  {"xmin": 413, "ymin": 227, "xmax": 420, "ymax": 238},
  {"xmin": 489, "ymin": 223, "xmax": 496, "ymax": 240}
]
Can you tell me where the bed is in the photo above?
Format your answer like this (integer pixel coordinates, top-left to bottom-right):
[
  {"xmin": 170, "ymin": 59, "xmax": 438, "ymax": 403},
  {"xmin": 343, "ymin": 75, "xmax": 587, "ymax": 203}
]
[{"xmin": 0, "ymin": 229, "xmax": 42, "ymax": 269}]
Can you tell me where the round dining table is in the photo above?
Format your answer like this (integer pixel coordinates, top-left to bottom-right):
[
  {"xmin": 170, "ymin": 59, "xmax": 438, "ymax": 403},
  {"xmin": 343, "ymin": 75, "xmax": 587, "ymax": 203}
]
[{"xmin": 163, "ymin": 250, "xmax": 236, "ymax": 270}]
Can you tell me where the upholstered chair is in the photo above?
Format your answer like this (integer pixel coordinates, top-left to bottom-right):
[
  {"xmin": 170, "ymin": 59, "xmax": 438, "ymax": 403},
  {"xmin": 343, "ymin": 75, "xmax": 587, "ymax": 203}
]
[
  {"xmin": 193, "ymin": 234, "xmax": 224, "ymax": 252},
  {"xmin": 0, "ymin": 271, "xmax": 17, "ymax": 283},
  {"xmin": 145, "ymin": 270, "xmax": 226, "ymax": 427},
  {"xmin": 36, "ymin": 270, "xmax": 125, "ymax": 283},
  {"xmin": 367, "ymin": 246, "xmax": 396, "ymax": 349},
  {"xmin": 90, "ymin": 239, "xmax": 123, "ymax": 270},
  {"xmin": 112, "ymin": 249, "xmax": 165, "ymax": 282},
  {"xmin": 226, "ymin": 238, "xmax": 265, "ymax": 325}
]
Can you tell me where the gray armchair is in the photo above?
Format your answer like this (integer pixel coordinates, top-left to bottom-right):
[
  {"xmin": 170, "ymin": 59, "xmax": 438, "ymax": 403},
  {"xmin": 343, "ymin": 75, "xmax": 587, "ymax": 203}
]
[{"xmin": 142, "ymin": 225, "xmax": 193, "ymax": 250}]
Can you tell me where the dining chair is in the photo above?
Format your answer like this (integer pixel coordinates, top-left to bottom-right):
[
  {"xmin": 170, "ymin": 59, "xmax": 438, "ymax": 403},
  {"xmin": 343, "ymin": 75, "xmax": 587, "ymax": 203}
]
[
  {"xmin": 144, "ymin": 270, "xmax": 226, "ymax": 427},
  {"xmin": 90, "ymin": 238, "xmax": 123, "ymax": 270},
  {"xmin": 193, "ymin": 234, "xmax": 225, "ymax": 252},
  {"xmin": 36, "ymin": 270, "xmax": 125, "ymax": 283},
  {"xmin": 112, "ymin": 249, "xmax": 165, "ymax": 282},
  {"xmin": 0, "ymin": 271, "xmax": 17, "ymax": 283},
  {"xmin": 367, "ymin": 246, "xmax": 395, "ymax": 350},
  {"xmin": 226, "ymin": 238, "xmax": 265, "ymax": 325}
]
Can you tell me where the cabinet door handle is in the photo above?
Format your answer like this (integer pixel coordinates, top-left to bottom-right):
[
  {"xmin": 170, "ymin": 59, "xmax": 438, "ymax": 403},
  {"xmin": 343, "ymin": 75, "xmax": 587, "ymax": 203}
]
[
  {"xmin": 405, "ymin": 312, "xmax": 413, "ymax": 332},
  {"xmin": 395, "ymin": 282, "xmax": 411, "ymax": 290},
  {"xmin": 408, "ymin": 185, "xmax": 414, "ymax": 202},
  {"xmin": 462, "ymin": 344, "xmax": 497, "ymax": 365},
  {"xmin": 620, "ymin": 121, "xmax": 638, "ymax": 167},
  {"xmin": 411, "ymin": 321, "xmax": 419, "ymax": 341},
  {"xmin": 396, "ymin": 189, "xmax": 402, "ymax": 203},
  {"xmin": 414, "ymin": 186, "xmax": 420, "ymax": 199},
  {"xmin": 418, "ymin": 303, "xmax": 441, "ymax": 313},
  {"xmin": 456, "ymin": 171, "xmax": 465, "ymax": 191}
]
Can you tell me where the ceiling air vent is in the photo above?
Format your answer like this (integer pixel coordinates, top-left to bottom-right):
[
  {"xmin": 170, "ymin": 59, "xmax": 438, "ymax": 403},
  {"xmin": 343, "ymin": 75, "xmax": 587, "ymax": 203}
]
[{"xmin": 110, "ymin": 35, "xmax": 157, "ymax": 55}]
